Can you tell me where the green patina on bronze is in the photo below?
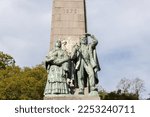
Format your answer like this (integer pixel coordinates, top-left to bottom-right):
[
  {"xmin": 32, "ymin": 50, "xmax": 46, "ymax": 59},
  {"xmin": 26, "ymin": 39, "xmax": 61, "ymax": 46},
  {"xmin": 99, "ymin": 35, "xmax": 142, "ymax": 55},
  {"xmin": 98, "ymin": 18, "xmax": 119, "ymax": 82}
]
[
  {"xmin": 44, "ymin": 40, "xmax": 70, "ymax": 95},
  {"xmin": 71, "ymin": 34, "xmax": 100, "ymax": 96},
  {"xmin": 44, "ymin": 34, "xmax": 100, "ymax": 96}
]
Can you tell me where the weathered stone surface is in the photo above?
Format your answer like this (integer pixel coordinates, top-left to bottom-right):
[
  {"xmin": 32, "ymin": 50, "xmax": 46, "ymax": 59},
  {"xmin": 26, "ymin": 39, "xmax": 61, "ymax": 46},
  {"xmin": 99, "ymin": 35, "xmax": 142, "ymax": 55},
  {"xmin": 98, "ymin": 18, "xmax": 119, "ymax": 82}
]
[
  {"xmin": 50, "ymin": 0, "xmax": 87, "ymax": 52},
  {"xmin": 44, "ymin": 88, "xmax": 100, "ymax": 100},
  {"xmin": 44, "ymin": 95, "xmax": 100, "ymax": 100}
]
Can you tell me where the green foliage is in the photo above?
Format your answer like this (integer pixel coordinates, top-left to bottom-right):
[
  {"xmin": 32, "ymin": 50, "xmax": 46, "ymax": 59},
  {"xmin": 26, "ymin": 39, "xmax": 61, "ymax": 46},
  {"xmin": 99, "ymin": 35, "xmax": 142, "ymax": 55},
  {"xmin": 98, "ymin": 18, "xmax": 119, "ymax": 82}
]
[
  {"xmin": 0, "ymin": 62, "xmax": 47, "ymax": 99},
  {"xmin": 99, "ymin": 90, "xmax": 139, "ymax": 100},
  {"xmin": 0, "ymin": 51, "xmax": 15, "ymax": 69},
  {"xmin": 0, "ymin": 51, "xmax": 47, "ymax": 99}
]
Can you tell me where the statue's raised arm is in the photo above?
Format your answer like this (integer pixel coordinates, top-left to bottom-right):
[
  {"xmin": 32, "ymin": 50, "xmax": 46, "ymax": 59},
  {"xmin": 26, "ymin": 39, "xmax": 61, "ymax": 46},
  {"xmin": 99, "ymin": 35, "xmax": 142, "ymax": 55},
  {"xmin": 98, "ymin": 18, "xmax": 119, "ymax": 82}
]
[{"xmin": 86, "ymin": 33, "xmax": 98, "ymax": 48}]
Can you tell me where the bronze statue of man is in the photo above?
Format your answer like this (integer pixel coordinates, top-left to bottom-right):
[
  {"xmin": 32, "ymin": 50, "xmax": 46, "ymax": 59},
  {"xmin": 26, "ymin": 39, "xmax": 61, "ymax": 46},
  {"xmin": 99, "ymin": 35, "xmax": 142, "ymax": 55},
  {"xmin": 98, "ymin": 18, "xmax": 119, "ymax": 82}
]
[{"xmin": 71, "ymin": 34, "xmax": 100, "ymax": 95}]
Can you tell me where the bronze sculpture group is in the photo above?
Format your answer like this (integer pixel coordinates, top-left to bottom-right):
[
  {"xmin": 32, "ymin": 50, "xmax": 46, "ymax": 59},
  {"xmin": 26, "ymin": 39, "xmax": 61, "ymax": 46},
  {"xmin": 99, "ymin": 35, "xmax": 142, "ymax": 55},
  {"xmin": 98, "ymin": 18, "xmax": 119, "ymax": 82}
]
[{"xmin": 44, "ymin": 33, "xmax": 100, "ymax": 96}]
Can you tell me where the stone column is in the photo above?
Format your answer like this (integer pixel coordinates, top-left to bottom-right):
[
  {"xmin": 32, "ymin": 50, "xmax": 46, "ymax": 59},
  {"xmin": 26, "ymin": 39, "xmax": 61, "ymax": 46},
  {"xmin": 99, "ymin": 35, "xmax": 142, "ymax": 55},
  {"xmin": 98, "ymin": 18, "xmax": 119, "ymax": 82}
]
[{"xmin": 50, "ymin": 0, "xmax": 87, "ymax": 52}]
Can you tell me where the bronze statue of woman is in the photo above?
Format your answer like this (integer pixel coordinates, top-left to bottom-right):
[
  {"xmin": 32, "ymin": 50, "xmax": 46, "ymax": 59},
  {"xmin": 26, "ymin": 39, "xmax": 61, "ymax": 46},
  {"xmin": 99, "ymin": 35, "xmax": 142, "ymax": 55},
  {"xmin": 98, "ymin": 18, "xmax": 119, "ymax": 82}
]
[{"xmin": 44, "ymin": 40, "xmax": 70, "ymax": 95}]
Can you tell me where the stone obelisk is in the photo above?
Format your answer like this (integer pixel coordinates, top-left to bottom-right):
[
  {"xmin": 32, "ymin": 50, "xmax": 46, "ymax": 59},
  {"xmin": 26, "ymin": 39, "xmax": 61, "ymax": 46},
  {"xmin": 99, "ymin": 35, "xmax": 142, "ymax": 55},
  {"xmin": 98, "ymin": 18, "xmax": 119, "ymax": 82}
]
[{"xmin": 50, "ymin": 0, "xmax": 87, "ymax": 52}]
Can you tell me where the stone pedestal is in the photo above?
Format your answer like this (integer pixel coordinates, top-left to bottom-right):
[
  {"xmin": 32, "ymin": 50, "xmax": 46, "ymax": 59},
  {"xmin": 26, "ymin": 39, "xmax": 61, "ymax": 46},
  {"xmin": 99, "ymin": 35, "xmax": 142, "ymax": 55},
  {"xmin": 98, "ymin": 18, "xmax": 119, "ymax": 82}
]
[
  {"xmin": 44, "ymin": 95, "xmax": 100, "ymax": 100},
  {"xmin": 44, "ymin": 87, "xmax": 100, "ymax": 100}
]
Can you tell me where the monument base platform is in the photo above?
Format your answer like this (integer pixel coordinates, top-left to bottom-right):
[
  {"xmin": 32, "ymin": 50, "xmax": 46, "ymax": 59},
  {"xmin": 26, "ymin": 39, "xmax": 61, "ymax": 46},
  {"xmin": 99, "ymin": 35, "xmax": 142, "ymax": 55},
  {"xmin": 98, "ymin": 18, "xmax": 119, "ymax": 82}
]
[{"xmin": 44, "ymin": 95, "xmax": 100, "ymax": 100}]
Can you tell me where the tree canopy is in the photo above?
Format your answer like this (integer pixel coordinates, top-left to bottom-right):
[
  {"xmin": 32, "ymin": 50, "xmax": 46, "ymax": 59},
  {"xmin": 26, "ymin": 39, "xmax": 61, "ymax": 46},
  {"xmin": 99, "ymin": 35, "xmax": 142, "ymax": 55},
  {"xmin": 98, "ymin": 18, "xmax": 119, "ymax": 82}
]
[
  {"xmin": 0, "ymin": 51, "xmax": 15, "ymax": 69},
  {"xmin": 0, "ymin": 51, "xmax": 47, "ymax": 99},
  {"xmin": 0, "ymin": 64, "xmax": 47, "ymax": 100}
]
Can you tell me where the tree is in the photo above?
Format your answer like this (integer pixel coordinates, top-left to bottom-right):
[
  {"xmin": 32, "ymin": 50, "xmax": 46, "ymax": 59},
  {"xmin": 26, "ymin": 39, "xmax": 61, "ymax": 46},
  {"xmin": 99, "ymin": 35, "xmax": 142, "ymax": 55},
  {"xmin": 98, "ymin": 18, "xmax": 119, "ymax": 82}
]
[
  {"xmin": 116, "ymin": 78, "xmax": 145, "ymax": 99},
  {"xmin": 131, "ymin": 78, "xmax": 145, "ymax": 97},
  {"xmin": 0, "ymin": 58, "xmax": 47, "ymax": 99},
  {"xmin": 99, "ymin": 90, "xmax": 138, "ymax": 100},
  {"xmin": 99, "ymin": 77, "xmax": 145, "ymax": 100},
  {"xmin": 0, "ymin": 51, "xmax": 15, "ymax": 69},
  {"xmin": 0, "ymin": 66, "xmax": 21, "ymax": 80},
  {"xmin": 117, "ymin": 78, "xmax": 131, "ymax": 93}
]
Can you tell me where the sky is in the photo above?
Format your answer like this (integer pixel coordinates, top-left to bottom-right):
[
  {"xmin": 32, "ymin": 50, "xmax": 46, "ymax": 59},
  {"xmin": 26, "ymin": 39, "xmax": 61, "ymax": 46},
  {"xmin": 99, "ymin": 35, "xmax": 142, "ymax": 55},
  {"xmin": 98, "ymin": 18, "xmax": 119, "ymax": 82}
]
[{"xmin": 0, "ymin": 0, "xmax": 150, "ymax": 98}]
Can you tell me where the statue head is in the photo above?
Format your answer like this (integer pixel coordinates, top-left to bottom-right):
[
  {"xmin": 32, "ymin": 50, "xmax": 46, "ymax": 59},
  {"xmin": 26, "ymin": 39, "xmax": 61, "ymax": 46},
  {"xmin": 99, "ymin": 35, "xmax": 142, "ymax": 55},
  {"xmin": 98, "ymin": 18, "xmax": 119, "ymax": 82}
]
[
  {"xmin": 80, "ymin": 35, "xmax": 88, "ymax": 45},
  {"xmin": 61, "ymin": 40, "xmax": 67, "ymax": 46},
  {"xmin": 55, "ymin": 40, "xmax": 61, "ymax": 48}
]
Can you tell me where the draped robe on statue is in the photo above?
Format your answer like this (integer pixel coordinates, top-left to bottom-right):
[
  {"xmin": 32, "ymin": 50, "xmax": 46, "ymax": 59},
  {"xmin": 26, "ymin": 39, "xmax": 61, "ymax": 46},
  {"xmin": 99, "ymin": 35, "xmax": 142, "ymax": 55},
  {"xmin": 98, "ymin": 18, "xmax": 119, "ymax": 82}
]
[{"xmin": 44, "ymin": 48, "xmax": 70, "ymax": 95}]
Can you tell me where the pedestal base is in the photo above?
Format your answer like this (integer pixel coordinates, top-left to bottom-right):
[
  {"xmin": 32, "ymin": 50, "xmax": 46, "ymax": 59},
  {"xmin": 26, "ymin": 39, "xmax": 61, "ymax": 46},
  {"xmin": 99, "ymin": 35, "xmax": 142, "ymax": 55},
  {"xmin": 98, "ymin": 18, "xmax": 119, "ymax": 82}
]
[{"xmin": 44, "ymin": 95, "xmax": 100, "ymax": 100}]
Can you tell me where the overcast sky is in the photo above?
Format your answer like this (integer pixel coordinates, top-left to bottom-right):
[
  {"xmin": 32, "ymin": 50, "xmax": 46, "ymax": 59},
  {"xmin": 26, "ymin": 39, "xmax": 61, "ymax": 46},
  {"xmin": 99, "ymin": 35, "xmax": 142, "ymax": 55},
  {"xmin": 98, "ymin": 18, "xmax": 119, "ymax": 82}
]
[{"xmin": 0, "ymin": 0, "xmax": 150, "ymax": 98}]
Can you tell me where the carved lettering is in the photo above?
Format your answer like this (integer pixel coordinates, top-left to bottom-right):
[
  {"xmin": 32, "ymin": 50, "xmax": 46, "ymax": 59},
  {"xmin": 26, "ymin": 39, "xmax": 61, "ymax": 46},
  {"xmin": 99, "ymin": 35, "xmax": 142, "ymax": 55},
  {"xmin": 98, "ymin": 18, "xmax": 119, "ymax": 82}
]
[{"xmin": 63, "ymin": 8, "xmax": 77, "ymax": 14}]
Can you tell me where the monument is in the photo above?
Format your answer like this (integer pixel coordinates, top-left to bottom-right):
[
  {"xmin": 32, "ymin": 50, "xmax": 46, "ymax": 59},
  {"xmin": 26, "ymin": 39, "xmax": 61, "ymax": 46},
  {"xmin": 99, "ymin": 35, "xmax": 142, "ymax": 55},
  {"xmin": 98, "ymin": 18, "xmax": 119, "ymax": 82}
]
[
  {"xmin": 44, "ymin": 0, "xmax": 101, "ymax": 100},
  {"xmin": 50, "ymin": 0, "xmax": 87, "ymax": 52}
]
